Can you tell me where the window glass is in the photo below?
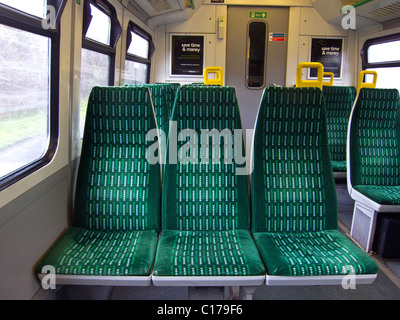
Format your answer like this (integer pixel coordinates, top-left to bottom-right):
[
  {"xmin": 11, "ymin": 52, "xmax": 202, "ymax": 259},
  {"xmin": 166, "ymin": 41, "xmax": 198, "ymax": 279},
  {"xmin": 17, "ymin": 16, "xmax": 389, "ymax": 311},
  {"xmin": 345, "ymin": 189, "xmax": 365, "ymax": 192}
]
[
  {"xmin": 76, "ymin": 0, "xmax": 120, "ymax": 145},
  {"xmin": 124, "ymin": 60, "xmax": 148, "ymax": 85},
  {"xmin": 125, "ymin": 21, "xmax": 152, "ymax": 85},
  {"xmin": 85, "ymin": 3, "xmax": 111, "ymax": 46},
  {"xmin": 127, "ymin": 32, "xmax": 149, "ymax": 59},
  {"xmin": 368, "ymin": 40, "xmax": 400, "ymax": 64},
  {"xmin": 0, "ymin": 0, "xmax": 47, "ymax": 19},
  {"xmin": 247, "ymin": 21, "xmax": 267, "ymax": 88},
  {"xmin": 0, "ymin": 23, "xmax": 50, "ymax": 179},
  {"xmin": 79, "ymin": 48, "xmax": 110, "ymax": 136},
  {"xmin": 0, "ymin": 0, "xmax": 63, "ymax": 189},
  {"xmin": 363, "ymin": 34, "xmax": 400, "ymax": 92},
  {"xmin": 366, "ymin": 67, "xmax": 400, "ymax": 92}
]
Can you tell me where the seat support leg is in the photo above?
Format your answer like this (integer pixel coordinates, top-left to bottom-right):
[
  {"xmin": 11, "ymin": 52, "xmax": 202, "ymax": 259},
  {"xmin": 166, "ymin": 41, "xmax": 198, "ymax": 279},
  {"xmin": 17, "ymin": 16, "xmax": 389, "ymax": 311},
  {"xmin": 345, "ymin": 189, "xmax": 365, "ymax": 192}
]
[
  {"xmin": 350, "ymin": 201, "xmax": 378, "ymax": 253},
  {"xmin": 229, "ymin": 286, "xmax": 240, "ymax": 300},
  {"xmin": 241, "ymin": 286, "xmax": 256, "ymax": 300}
]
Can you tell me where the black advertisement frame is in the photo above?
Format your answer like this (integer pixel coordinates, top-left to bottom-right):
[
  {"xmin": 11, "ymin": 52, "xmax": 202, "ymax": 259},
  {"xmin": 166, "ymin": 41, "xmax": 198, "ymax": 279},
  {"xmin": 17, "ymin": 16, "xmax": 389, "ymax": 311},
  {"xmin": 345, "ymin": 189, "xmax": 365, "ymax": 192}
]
[
  {"xmin": 309, "ymin": 37, "xmax": 344, "ymax": 80},
  {"xmin": 170, "ymin": 34, "xmax": 205, "ymax": 76}
]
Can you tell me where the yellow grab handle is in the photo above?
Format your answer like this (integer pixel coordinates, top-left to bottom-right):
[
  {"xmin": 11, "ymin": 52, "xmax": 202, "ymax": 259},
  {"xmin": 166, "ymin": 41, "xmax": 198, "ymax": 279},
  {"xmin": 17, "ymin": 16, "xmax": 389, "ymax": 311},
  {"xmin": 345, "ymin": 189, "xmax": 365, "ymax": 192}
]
[
  {"xmin": 357, "ymin": 70, "xmax": 378, "ymax": 92},
  {"xmin": 204, "ymin": 66, "xmax": 223, "ymax": 86},
  {"xmin": 323, "ymin": 72, "xmax": 334, "ymax": 87},
  {"xmin": 296, "ymin": 62, "xmax": 324, "ymax": 90}
]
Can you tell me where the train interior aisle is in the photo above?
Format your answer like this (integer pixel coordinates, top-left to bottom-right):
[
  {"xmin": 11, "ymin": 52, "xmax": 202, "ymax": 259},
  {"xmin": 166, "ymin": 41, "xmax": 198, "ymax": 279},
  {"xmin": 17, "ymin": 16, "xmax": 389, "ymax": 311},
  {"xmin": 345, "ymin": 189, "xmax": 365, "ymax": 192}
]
[{"xmin": 1, "ymin": 0, "xmax": 400, "ymax": 301}]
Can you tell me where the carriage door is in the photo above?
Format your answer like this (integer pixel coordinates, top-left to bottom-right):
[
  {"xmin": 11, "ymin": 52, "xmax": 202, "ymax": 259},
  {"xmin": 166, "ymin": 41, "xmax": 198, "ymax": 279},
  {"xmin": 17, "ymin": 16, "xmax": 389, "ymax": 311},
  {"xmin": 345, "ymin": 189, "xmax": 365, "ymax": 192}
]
[{"xmin": 226, "ymin": 6, "xmax": 289, "ymax": 132}]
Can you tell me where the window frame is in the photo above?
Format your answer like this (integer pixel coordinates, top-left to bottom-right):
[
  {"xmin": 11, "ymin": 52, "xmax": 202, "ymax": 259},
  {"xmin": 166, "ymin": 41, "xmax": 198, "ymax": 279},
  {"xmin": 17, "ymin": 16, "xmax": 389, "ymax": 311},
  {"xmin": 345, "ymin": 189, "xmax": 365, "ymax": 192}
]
[
  {"xmin": 0, "ymin": 1, "xmax": 65, "ymax": 191},
  {"xmin": 82, "ymin": 0, "xmax": 122, "ymax": 86},
  {"xmin": 125, "ymin": 21, "xmax": 154, "ymax": 84},
  {"xmin": 361, "ymin": 33, "xmax": 400, "ymax": 70}
]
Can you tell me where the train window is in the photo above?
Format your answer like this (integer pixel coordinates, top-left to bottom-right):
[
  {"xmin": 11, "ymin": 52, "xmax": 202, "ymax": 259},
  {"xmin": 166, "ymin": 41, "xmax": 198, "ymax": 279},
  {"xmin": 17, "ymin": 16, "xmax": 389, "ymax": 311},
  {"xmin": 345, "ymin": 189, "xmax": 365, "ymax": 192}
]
[
  {"xmin": 79, "ymin": 49, "xmax": 111, "ymax": 134},
  {"xmin": 125, "ymin": 61, "xmax": 149, "ymax": 85},
  {"xmin": 0, "ymin": 0, "xmax": 46, "ymax": 18},
  {"xmin": 85, "ymin": 3, "xmax": 111, "ymax": 46},
  {"xmin": 246, "ymin": 21, "xmax": 267, "ymax": 89},
  {"xmin": 368, "ymin": 40, "xmax": 400, "ymax": 64},
  {"xmin": 78, "ymin": 0, "xmax": 121, "ymax": 137},
  {"xmin": 361, "ymin": 33, "xmax": 400, "ymax": 91},
  {"xmin": 0, "ymin": 0, "xmax": 65, "ymax": 190},
  {"xmin": 127, "ymin": 31, "xmax": 149, "ymax": 59},
  {"xmin": 124, "ymin": 21, "xmax": 153, "ymax": 85}
]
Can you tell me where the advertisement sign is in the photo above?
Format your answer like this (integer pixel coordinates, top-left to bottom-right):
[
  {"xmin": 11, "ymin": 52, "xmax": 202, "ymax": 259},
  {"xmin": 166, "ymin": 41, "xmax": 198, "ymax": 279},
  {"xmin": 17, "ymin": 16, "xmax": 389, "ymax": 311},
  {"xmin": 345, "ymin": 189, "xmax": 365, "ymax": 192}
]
[
  {"xmin": 310, "ymin": 38, "xmax": 343, "ymax": 79},
  {"xmin": 171, "ymin": 35, "xmax": 204, "ymax": 76}
]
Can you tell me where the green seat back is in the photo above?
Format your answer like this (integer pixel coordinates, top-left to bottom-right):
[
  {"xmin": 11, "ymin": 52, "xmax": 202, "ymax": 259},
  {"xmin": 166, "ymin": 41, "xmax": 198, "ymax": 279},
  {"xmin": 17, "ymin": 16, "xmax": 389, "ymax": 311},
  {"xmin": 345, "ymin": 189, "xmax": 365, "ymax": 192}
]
[
  {"xmin": 162, "ymin": 86, "xmax": 250, "ymax": 231},
  {"xmin": 142, "ymin": 84, "xmax": 169, "ymax": 137},
  {"xmin": 349, "ymin": 88, "xmax": 400, "ymax": 186},
  {"xmin": 74, "ymin": 86, "xmax": 161, "ymax": 231},
  {"xmin": 157, "ymin": 82, "xmax": 181, "ymax": 118},
  {"xmin": 323, "ymin": 86, "xmax": 356, "ymax": 166},
  {"xmin": 251, "ymin": 87, "xmax": 337, "ymax": 233},
  {"xmin": 156, "ymin": 83, "xmax": 174, "ymax": 119}
]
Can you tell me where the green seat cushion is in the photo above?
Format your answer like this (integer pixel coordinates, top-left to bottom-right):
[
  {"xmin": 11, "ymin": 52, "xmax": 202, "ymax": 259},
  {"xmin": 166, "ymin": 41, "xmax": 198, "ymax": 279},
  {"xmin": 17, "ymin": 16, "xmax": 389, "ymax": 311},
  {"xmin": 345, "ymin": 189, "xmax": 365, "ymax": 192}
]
[
  {"xmin": 153, "ymin": 230, "xmax": 265, "ymax": 277},
  {"xmin": 354, "ymin": 185, "xmax": 400, "ymax": 205},
  {"xmin": 331, "ymin": 160, "xmax": 347, "ymax": 172},
  {"xmin": 37, "ymin": 227, "xmax": 158, "ymax": 276},
  {"xmin": 253, "ymin": 229, "xmax": 379, "ymax": 276}
]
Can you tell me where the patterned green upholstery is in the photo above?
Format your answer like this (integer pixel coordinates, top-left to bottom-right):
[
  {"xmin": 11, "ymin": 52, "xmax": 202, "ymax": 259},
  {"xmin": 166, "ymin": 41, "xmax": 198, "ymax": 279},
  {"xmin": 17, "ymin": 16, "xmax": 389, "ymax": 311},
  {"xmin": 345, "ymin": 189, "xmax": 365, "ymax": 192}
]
[
  {"xmin": 349, "ymin": 88, "xmax": 400, "ymax": 205},
  {"xmin": 155, "ymin": 230, "xmax": 265, "ymax": 277},
  {"xmin": 37, "ymin": 228, "xmax": 158, "ymax": 276},
  {"xmin": 153, "ymin": 86, "xmax": 265, "ymax": 278},
  {"xmin": 142, "ymin": 84, "xmax": 169, "ymax": 137},
  {"xmin": 156, "ymin": 83, "xmax": 174, "ymax": 119},
  {"xmin": 323, "ymin": 86, "xmax": 356, "ymax": 172},
  {"xmin": 37, "ymin": 86, "xmax": 161, "ymax": 277},
  {"xmin": 251, "ymin": 87, "xmax": 378, "ymax": 277},
  {"xmin": 157, "ymin": 83, "xmax": 181, "ymax": 118},
  {"xmin": 254, "ymin": 230, "xmax": 378, "ymax": 276},
  {"xmin": 142, "ymin": 84, "xmax": 170, "ymax": 164},
  {"xmin": 252, "ymin": 87, "xmax": 337, "ymax": 233}
]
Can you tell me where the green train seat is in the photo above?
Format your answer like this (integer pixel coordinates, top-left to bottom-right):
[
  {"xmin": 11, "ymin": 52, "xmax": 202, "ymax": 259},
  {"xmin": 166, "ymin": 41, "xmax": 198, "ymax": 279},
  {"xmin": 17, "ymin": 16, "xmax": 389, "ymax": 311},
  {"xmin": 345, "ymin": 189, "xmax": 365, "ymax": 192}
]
[
  {"xmin": 155, "ymin": 83, "xmax": 174, "ymax": 119},
  {"xmin": 347, "ymin": 88, "xmax": 400, "ymax": 252},
  {"xmin": 142, "ymin": 84, "xmax": 170, "ymax": 163},
  {"xmin": 143, "ymin": 84, "xmax": 169, "ymax": 137},
  {"xmin": 156, "ymin": 82, "xmax": 181, "ymax": 118},
  {"xmin": 37, "ymin": 86, "xmax": 161, "ymax": 286},
  {"xmin": 251, "ymin": 86, "xmax": 378, "ymax": 285},
  {"xmin": 152, "ymin": 85, "xmax": 266, "ymax": 287},
  {"xmin": 323, "ymin": 86, "xmax": 356, "ymax": 178}
]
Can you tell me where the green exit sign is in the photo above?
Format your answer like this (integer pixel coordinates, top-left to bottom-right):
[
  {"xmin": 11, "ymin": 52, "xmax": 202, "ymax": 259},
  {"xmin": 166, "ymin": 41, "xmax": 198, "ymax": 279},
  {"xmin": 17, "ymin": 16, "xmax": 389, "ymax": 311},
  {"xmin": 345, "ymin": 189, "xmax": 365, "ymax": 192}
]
[{"xmin": 250, "ymin": 11, "xmax": 267, "ymax": 19}]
